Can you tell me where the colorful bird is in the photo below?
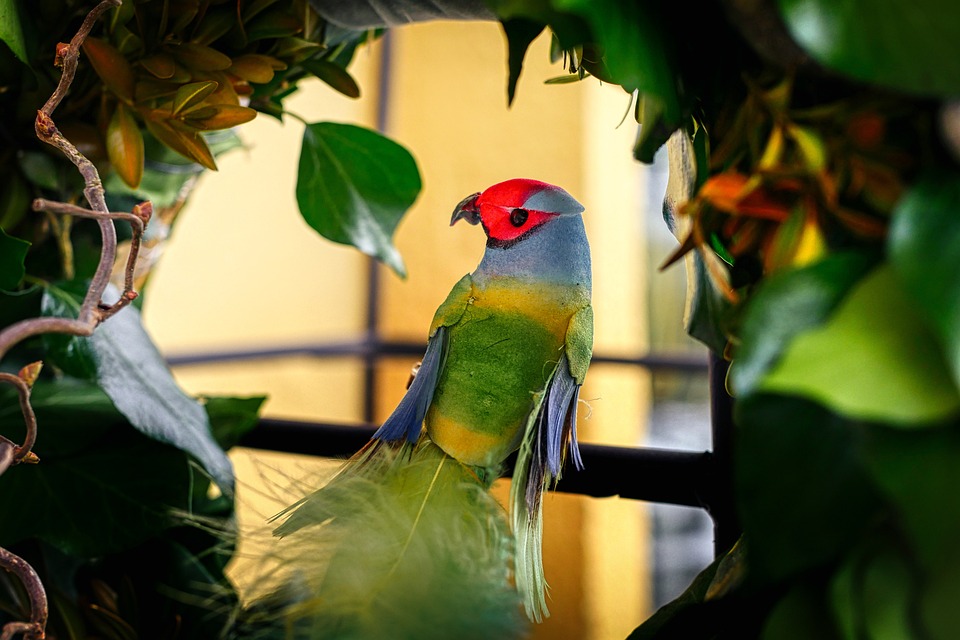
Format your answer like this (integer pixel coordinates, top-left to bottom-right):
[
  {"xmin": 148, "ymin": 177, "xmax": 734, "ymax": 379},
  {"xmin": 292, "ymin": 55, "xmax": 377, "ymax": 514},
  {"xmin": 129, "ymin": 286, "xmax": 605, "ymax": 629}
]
[{"xmin": 267, "ymin": 178, "xmax": 593, "ymax": 636}]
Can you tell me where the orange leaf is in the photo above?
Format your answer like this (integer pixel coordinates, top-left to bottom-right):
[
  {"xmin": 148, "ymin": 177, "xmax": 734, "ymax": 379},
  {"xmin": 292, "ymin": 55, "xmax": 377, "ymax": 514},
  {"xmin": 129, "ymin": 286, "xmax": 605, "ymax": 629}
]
[
  {"xmin": 170, "ymin": 42, "xmax": 232, "ymax": 71},
  {"xmin": 185, "ymin": 104, "xmax": 257, "ymax": 130},
  {"xmin": 107, "ymin": 103, "xmax": 144, "ymax": 188},
  {"xmin": 82, "ymin": 37, "xmax": 135, "ymax": 101},
  {"xmin": 700, "ymin": 173, "xmax": 791, "ymax": 221},
  {"xmin": 172, "ymin": 80, "xmax": 219, "ymax": 114},
  {"xmin": 144, "ymin": 118, "xmax": 217, "ymax": 170},
  {"xmin": 140, "ymin": 53, "xmax": 177, "ymax": 79},
  {"xmin": 229, "ymin": 54, "xmax": 287, "ymax": 84}
]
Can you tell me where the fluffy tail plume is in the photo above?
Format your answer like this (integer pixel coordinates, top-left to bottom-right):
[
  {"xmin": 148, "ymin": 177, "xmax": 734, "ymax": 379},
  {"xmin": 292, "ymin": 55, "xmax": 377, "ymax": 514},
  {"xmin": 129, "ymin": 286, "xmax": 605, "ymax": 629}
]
[{"xmin": 241, "ymin": 440, "xmax": 527, "ymax": 639}]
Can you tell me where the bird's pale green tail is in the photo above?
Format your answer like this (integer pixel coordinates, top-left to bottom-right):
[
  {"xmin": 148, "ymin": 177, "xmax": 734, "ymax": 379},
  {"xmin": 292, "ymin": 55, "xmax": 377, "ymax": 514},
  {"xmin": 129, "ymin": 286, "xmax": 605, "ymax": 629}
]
[{"xmin": 246, "ymin": 441, "xmax": 526, "ymax": 639}]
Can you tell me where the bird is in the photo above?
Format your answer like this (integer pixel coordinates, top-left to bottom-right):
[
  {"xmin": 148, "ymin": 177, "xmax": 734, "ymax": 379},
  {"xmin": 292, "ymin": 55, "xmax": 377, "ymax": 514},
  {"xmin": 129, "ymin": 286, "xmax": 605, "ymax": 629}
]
[{"xmin": 260, "ymin": 178, "xmax": 593, "ymax": 638}]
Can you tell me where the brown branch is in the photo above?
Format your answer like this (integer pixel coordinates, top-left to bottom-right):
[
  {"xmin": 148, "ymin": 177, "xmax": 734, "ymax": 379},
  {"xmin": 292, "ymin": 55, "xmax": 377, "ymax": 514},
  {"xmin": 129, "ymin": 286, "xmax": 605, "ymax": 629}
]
[
  {"xmin": 0, "ymin": 548, "xmax": 47, "ymax": 640},
  {"xmin": 0, "ymin": 2, "xmax": 148, "ymax": 639}
]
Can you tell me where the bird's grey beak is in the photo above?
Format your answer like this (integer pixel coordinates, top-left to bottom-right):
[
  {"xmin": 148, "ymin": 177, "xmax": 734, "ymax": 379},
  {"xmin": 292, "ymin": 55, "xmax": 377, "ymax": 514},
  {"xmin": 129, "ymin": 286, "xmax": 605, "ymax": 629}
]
[{"xmin": 450, "ymin": 192, "xmax": 481, "ymax": 226}]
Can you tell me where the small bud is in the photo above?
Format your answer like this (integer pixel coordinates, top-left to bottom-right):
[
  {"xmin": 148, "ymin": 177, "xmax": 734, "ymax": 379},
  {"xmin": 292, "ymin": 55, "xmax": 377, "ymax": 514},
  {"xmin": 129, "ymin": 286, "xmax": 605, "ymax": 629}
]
[
  {"xmin": 18, "ymin": 362, "xmax": 43, "ymax": 387},
  {"xmin": 19, "ymin": 451, "xmax": 40, "ymax": 465},
  {"xmin": 124, "ymin": 290, "xmax": 139, "ymax": 301},
  {"xmin": 55, "ymin": 42, "xmax": 70, "ymax": 67},
  {"xmin": 132, "ymin": 201, "xmax": 154, "ymax": 224},
  {"xmin": 35, "ymin": 111, "xmax": 58, "ymax": 138}
]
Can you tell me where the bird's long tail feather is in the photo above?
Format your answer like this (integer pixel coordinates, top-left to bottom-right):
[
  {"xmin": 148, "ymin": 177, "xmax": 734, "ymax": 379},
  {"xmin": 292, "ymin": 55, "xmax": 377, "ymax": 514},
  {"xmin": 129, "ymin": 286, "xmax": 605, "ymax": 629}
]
[{"xmin": 243, "ymin": 440, "xmax": 526, "ymax": 639}]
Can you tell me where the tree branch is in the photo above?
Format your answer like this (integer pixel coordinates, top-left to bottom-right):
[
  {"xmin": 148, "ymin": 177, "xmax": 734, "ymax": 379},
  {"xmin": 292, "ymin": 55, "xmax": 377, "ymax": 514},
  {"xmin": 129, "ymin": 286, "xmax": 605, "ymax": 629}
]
[{"xmin": 0, "ymin": 2, "xmax": 150, "ymax": 638}]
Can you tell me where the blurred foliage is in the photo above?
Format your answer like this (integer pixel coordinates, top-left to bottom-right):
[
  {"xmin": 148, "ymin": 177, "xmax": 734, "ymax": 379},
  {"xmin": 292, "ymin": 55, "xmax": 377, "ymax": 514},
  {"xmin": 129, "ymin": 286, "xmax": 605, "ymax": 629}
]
[{"xmin": 482, "ymin": 0, "xmax": 960, "ymax": 637}]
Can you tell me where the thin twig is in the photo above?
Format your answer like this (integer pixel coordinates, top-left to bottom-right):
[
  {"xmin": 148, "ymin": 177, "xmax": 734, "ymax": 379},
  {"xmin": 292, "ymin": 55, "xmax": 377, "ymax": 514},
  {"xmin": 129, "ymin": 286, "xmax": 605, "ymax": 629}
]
[
  {"xmin": 0, "ymin": 2, "xmax": 147, "ymax": 639},
  {"xmin": 0, "ymin": 374, "xmax": 38, "ymax": 465},
  {"xmin": 0, "ymin": 548, "xmax": 47, "ymax": 640}
]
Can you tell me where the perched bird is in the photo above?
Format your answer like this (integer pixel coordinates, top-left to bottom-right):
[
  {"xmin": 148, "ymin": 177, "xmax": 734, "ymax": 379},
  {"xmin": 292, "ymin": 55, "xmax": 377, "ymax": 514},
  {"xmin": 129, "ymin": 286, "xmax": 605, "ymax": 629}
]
[{"xmin": 264, "ymin": 179, "xmax": 593, "ymax": 637}]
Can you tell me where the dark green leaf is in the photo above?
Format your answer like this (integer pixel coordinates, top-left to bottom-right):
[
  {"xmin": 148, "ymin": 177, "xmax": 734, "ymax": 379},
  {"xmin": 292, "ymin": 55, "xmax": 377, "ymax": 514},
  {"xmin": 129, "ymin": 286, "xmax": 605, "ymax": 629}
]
[
  {"xmin": 18, "ymin": 151, "xmax": 61, "ymax": 192},
  {"xmin": 41, "ymin": 287, "xmax": 234, "ymax": 490},
  {"xmin": 203, "ymin": 395, "xmax": 266, "ymax": 450},
  {"xmin": 555, "ymin": 0, "xmax": 682, "ymax": 122},
  {"xmin": 301, "ymin": 60, "xmax": 360, "ymax": 99},
  {"xmin": 759, "ymin": 266, "xmax": 960, "ymax": 424},
  {"xmin": 889, "ymin": 170, "xmax": 960, "ymax": 388},
  {"xmin": 0, "ymin": 227, "xmax": 29, "ymax": 291},
  {"xmin": 778, "ymin": 0, "xmax": 960, "ymax": 96},
  {"xmin": 0, "ymin": 170, "xmax": 30, "ymax": 230},
  {"xmin": 500, "ymin": 18, "xmax": 544, "ymax": 106},
  {"xmin": 633, "ymin": 95, "xmax": 674, "ymax": 164},
  {"xmin": 0, "ymin": 382, "xmax": 193, "ymax": 556},
  {"xmin": 0, "ymin": 0, "xmax": 28, "ymax": 65},
  {"xmin": 685, "ymin": 250, "xmax": 733, "ymax": 354},
  {"xmin": 761, "ymin": 581, "xmax": 842, "ymax": 640},
  {"xmin": 863, "ymin": 427, "xmax": 960, "ymax": 638},
  {"xmin": 296, "ymin": 122, "xmax": 421, "ymax": 277},
  {"xmin": 172, "ymin": 80, "xmax": 219, "ymax": 115},
  {"xmin": 736, "ymin": 394, "xmax": 884, "ymax": 583},
  {"xmin": 730, "ymin": 252, "xmax": 875, "ymax": 397},
  {"xmin": 41, "ymin": 285, "xmax": 98, "ymax": 379}
]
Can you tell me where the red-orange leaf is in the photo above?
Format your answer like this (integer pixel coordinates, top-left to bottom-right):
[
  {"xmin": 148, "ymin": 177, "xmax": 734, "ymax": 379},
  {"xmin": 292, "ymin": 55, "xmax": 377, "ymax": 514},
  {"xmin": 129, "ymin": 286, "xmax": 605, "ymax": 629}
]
[
  {"xmin": 185, "ymin": 104, "xmax": 257, "ymax": 130},
  {"xmin": 82, "ymin": 37, "xmax": 135, "ymax": 101},
  {"xmin": 106, "ymin": 103, "xmax": 144, "ymax": 188},
  {"xmin": 144, "ymin": 118, "xmax": 217, "ymax": 170},
  {"xmin": 140, "ymin": 53, "xmax": 177, "ymax": 79}
]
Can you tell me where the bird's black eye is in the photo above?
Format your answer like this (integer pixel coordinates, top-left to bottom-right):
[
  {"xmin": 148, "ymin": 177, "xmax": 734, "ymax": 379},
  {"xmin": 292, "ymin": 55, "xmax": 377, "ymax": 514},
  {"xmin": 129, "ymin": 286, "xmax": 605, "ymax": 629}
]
[{"xmin": 510, "ymin": 208, "xmax": 528, "ymax": 227}]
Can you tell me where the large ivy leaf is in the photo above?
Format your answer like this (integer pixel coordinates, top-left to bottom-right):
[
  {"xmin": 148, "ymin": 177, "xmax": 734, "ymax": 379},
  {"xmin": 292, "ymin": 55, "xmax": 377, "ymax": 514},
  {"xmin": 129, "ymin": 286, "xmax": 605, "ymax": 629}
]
[
  {"xmin": 0, "ymin": 227, "xmax": 30, "ymax": 291},
  {"xmin": 0, "ymin": 382, "xmax": 193, "ymax": 556},
  {"xmin": 0, "ymin": 0, "xmax": 28, "ymax": 65},
  {"xmin": 41, "ymin": 287, "xmax": 234, "ymax": 490},
  {"xmin": 759, "ymin": 266, "xmax": 960, "ymax": 425},
  {"xmin": 730, "ymin": 251, "xmax": 875, "ymax": 397},
  {"xmin": 889, "ymin": 170, "xmax": 960, "ymax": 388},
  {"xmin": 736, "ymin": 394, "xmax": 885, "ymax": 584},
  {"xmin": 296, "ymin": 122, "xmax": 421, "ymax": 277},
  {"xmin": 777, "ymin": 0, "xmax": 960, "ymax": 96}
]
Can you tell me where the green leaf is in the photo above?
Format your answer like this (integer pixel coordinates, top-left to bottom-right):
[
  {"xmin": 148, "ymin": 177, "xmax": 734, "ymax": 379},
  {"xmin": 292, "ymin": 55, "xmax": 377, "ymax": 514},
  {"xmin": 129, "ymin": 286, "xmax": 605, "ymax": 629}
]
[
  {"xmin": 736, "ymin": 394, "xmax": 885, "ymax": 583},
  {"xmin": 41, "ymin": 287, "xmax": 234, "ymax": 490},
  {"xmin": 500, "ymin": 18, "xmax": 544, "ymax": 106},
  {"xmin": 553, "ymin": 0, "xmax": 681, "ymax": 123},
  {"xmin": 762, "ymin": 581, "xmax": 843, "ymax": 640},
  {"xmin": 685, "ymin": 250, "xmax": 733, "ymax": 354},
  {"xmin": 777, "ymin": 0, "xmax": 960, "ymax": 96},
  {"xmin": 0, "ymin": 0, "xmax": 28, "ymax": 65},
  {"xmin": 172, "ymin": 80, "xmax": 219, "ymax": 115},
  {"xmin": 203, "ymin": 395, "xmax": 266, "ymax": 450},
  {"xmin": 863, "ymin": 427, "xmax": 960, "ymax": 639},
  {"xmin": 41, "ymin": 284, "xmax": 98, "ymax": 379},
  {"xmin": 296, "ymin": 122, "xmax": 421, "ymax": 277},
  {"xmin": 0, "ymin": 227, "xmax": 29, "ymax": 291},
  {"xmin": 730, "ymin": 252, "xmax": 875, "ymax": 397},
  {"xmin": 0, "ymin": 169, "xmax": 30, "ymax": 230},
  {"xmin": 889, "ymin": 170, "xmax": 960, "ymax": 388},
  {"xmin": 301, "ymin": 60, "xmax": 361, "ymax": 99},
  {"xmin": 0, "ymin": 383, "xmax": 193, "ymax": 556},
  {"xmin": 759, "ymin": 266, "xmax": 960, "ymax": 425}
]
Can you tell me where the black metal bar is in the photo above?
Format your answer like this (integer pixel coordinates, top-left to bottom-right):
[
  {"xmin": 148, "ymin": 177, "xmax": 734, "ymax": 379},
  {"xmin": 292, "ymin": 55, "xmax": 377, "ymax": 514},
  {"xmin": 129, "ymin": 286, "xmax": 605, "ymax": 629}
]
[
  {"xmin": 166, "ymin": 340, "xmax": 709, "ymax": 372},
  {"xmin": 707, "ymin": 353, "xmax": 740, "ymax": 556},
  {"xmin": 241, "ymin": 418, "xmax": 715, "ymax": 508}
]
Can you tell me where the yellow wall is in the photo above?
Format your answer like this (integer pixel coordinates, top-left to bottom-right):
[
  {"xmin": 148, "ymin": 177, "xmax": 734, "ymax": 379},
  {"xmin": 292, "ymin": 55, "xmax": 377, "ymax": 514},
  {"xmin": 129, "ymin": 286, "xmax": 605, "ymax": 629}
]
[{"xmin": 144, "ymin": 19, "xmax": 655, "ymax": 640}]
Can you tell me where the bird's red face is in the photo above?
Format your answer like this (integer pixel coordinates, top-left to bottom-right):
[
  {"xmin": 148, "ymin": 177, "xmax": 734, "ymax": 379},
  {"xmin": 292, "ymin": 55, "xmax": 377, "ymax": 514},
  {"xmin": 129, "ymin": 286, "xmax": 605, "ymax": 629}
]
[{"xmin": 451, "ymin": 178, "xmax": 579, "ymax": 248}]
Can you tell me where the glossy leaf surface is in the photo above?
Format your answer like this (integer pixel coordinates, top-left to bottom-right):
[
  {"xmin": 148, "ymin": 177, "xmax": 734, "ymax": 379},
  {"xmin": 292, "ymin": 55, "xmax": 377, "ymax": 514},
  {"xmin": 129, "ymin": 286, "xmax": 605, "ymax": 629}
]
[
  {"xmin": 759, "ymin": 266, "xmax": 960, "ymax": 424},
  {"xmin": 889, "ymin": 170, "xmax": 960, "ymax": 388},
  {"xmin": 778, "ymin": 0, "xmax": 960, "ymax": 96},
  {"xmin": 297, "ymin": 122, "xmax": 421, "ymax": 277}
]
